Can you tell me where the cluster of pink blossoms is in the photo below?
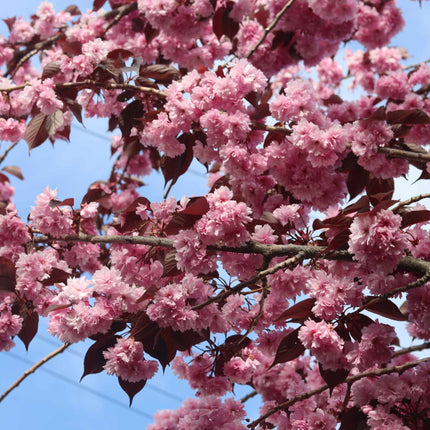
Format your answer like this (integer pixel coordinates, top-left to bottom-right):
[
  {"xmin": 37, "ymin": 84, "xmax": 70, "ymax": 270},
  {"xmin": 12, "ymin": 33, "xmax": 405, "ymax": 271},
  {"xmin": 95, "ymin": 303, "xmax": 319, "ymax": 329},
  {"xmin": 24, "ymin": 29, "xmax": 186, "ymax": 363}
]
[{"xmin": 1, "ymin": 0, "xmax": 430, "ymax": 428}]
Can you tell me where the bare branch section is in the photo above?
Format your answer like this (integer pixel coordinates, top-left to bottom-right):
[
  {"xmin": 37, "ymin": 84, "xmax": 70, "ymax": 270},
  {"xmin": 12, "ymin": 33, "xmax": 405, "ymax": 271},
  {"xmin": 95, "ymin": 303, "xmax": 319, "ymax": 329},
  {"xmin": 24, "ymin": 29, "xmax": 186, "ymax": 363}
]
[
  {"xmin": 248, "ymin": 357, "xmax": 430, "ymax": 429},
  {"xmin": 33, "ymin": 233, "xmax": 430, "ymax": 275},
  {"xmin": 0, "ymin": 342, "xmax": 70, "ymax": 403},
  {"xmin": 247, "ymin": 0, "xmax": 296, "ymax": 59},
  {"xmin": 0, "ymin": 141, "xmax": 19, "ymax": 165}
]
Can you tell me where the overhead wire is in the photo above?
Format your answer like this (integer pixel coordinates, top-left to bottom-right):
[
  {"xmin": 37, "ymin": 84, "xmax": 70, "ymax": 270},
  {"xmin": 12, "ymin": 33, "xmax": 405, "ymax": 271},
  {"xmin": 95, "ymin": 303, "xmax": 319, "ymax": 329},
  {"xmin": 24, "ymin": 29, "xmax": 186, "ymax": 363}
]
[
  {"xmin": 70, "ymin": 123, "xmax": 206, "ymax": 178},
  {"xmin": 6, "ymin": 351, "xmax": 154, "ymax": 421},
  {"xmin": 37, "ymin": 334, "xmax": 184, "ymax": 403}
]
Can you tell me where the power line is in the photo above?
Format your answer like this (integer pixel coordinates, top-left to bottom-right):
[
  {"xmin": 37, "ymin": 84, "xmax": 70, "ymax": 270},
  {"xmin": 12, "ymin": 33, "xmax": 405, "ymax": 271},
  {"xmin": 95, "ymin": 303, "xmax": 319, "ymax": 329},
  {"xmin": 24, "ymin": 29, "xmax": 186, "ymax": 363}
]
[
  {"xmin": 37, "ymin": 334, "xmax": 183, "ymax": 403},
  {"xmin": 6, "ymin": 351, "xmax": 154, "ymax": 421},
  {"xmin": 71, "ymin": 123, "xmax": 207, "ymax": 178}
]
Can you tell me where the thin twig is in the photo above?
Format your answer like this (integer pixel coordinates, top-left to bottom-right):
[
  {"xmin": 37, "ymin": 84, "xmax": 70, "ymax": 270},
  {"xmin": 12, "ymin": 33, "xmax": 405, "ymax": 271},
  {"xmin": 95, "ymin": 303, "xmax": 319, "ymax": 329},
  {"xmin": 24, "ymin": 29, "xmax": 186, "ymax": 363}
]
[
  {"xmin": 192, "ymin": 251, "xmax": 307, "ymax": 311},
  {"xmin": 248, "ymin": 357, "xmax": 430, "ymax": 429},
  {"xmin": 0, "ymin": 141, "xmax": 19, "ymax": 165},
  {"xmin": 393, "ymin": 341, "xmax": 430, "ymax": 358},
  {"xmin": 57, "ymin": 80, "xmax": 166, "ymax": 98},
  {"xmin": 103, "ymin": 3, "xmax": 138, "ymax": 35},
  {"xmin": 0, "ymin": 342, "xmax": 70, "ymax": 403},
  {"xmin": 240, "ymin": 390, "xmax": 258, "ymax": 403},
  {"xmin": 392, "ymin": 193, "xmax": 430, "ymax": 213},
  {"xmin": 247, "ymin": 0, "xmax": 296, "ymax": 59}
]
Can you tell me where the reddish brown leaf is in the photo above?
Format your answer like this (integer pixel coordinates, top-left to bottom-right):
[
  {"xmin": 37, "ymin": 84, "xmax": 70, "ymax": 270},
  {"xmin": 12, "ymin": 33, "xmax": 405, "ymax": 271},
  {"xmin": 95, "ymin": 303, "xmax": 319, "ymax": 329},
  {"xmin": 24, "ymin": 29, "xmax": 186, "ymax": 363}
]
[
  {"xmin": 347, "ymin": 166, "xmax": 369, "ymax": 200},
  {"xmin": 46, "ymin": 110, "xmax": 64, "ymax": 136},
  {"xmin": 17, "ymin": 311, "xmax": 38, "ymax": 351},
  {"xmin": 181, "ymin": 197, "xmax": 209, "ymax": 216},
  {"xmin": 139, "ymin": 64, "xmax": 180, "ymax": 84},
  {"xmin": 62, "ymin": 98, "xmax": 83, "ymax": 124},
  {"xmin": 118, "ymin": 377, "xmax": 146, "ymax": 406},
  {"xmin": 3, "ymin": 17, "xmax": 16, "ymax": 32},
  {"xmin": 363, "ymin": 297, "xmax": 408, "ymax": 321},
  {"xmin": 325, "ymin": 229, "xmax": 351, "ymax": 252},
  {"xmin": 81, "ymin": 335, "xmax": 120, "ymax": 381},
  {"xmin": 48, "ymin": 197, "xmax": 74, "ymax": 208},
  {"xmin": 400, "ymin": 209, "xmax": 430, "ymax": 228},
  {"xmin": 93, "ymin": 0, "xmax": 107, "ymax": 11},
  {"xmin": 42, "ymin": 268, "xmax": 71, "ymax": 287},
  {"xmin": 276, "ymin": 298, "xmax": 315, "ymax": 322},
  {"xmin": 25, "ymin": 113, "xmax": 49, "ymax": 151},
  {"xmin": 271, "ymin": 328, "xmax": 305, "ymax": 367},
  {"xmin": 0, "ymin": 257, "xmax": 16, "ymax": 292},
  {"xmin": 2, "ymin": 165, "xmax": 24, "ymax": 180},
  {"xmin": 339, "ymin": 406, "xmax": 369, "ymax": 430},
  {"xmin": 42, "ymin": 62, "xmax": 61, "ymax": 80},
  {"xmin": 366, "ymin": 176, "xmax": 394, "ymax": 202},
  {"xmin": 346, "ymin": 313, "xmax": 374, "ymax": 342},
  {"xmin": 162, "ymin": 250, "xmax": 181, "ymax": 277},
  {"xmin": 172, "ymin": 328, "xmax": 210, "ymax": 352},
  {"xmin": 319, "ymin": 363, "xmax": 349, "ymax": 391},
  {"xmin": 386, "ymin": 109, "xmax": 430, "ymax": 125},
  {"xmin": 64, "ymin": 5, "xmax": 81, "ymax": 15}
]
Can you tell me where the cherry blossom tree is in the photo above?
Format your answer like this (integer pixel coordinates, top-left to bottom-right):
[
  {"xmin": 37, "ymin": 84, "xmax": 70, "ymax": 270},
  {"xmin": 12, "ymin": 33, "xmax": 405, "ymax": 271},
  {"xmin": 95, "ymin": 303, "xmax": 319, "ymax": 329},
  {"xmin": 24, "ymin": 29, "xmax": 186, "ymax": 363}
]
[{"xmin": 1, "ymin": 0, "xmax": 430, "ymax": 428}]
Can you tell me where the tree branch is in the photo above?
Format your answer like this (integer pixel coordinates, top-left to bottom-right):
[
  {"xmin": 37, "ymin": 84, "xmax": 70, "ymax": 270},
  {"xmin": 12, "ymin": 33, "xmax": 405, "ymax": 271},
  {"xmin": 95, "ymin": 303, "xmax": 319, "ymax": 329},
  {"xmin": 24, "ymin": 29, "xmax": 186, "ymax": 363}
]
[
  {"xmin": 247, "ymin": 0, "xmax": 296, "ymax": 59},
  {"xmin": 392, "ymin": 193, "xmax": 430, "ymax": 213},
  {"xmin": 0, "ymin": 342, "xmax": 70, "ymax": 403},
  {"xmin": 32, "ymin": 234, "xmax": 430, "ymax": 275},
  {"xmin": 393, "ymin": 342, "xmax": 430, "ymax": 358},
  {"xmin": 248, "ymin": 357, "xmax": 430, "ymax": 429},
  {"xmin": 0, "ymin": 141, "xmax": 19, "ymax": 165}
]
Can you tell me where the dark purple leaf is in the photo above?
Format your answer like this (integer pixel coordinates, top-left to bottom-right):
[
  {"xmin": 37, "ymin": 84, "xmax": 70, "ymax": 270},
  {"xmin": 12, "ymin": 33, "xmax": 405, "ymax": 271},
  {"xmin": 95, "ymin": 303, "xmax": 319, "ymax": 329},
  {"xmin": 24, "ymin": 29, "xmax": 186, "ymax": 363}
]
[
  {"xmin": 64, "ymin": 5, "xmax": 81, "ymax": 15},
  {"xmin": 42, "ymin": 62, "xmax": 61, "ymax": 80},
  {"xmin": 139, "ymin": 64, "xmax": 180, "ymax": 84},
  {"xmin": 386, "ymin": 109, "xmax": 430, "ymax": 125},
  {"xmin": 25, "ymin": 113, "xmax": 49, "ymax": 151},
  {"xmin": 181, "ymin": 197, "xmax": 209, "ymax": 216},
  {"xmin": 93, "ymin": 0, "xmax": 107, "ymax": 11},
  {"xmin": 81, "ymin": 335, "xmax": 120, "ymax": 380},
  {"xmin": 400, "ymin": 209, "xmax": 430, "ymax": 228},
  {"xmin": 2, "ymin": 165, "xmax": 24, "ymax": 180},
  {"xmin": 162, "ymin": 250, "xmax": 181, "ymax": 277},
  {"xmin": 46, "ymin": 110, "xmax": 64, "ymax": 136},
  {"xmin": 118, "ymin": 377, "xmax": 146, "ymax": 406},
  {"xmin": 319, "ymin": 363, "xmax": 349, "ymax": 391},
  {"xmin": 340, "ymin": 406, "xmax": 370, "ymax": 430},
  {"xmin": 276, "ymin": 298, "xmax": 316, "ymax": 322},
  {"xmin": 17, "ymin": 311, "xmax": 38, "ymax": 351},
  {"xmin": 271, "ymin": 328, "xmax": 305, "ymax": 367},
  {"xmin": 363, "ymin": 297, "xmax": 408, "ymax": 321},
  {"xmin": 346, "ymin": 313, "xmax": 374, "ymax": 342},
  {"xmin": 366, "ymin": 176, "xmax": 394, "ymax": 202},
  {"xmin": 0, "ymin": 257, "xmax": 16, "ymax": 292},
  {"xmin": 347, "ymin": 166, "xmax": 369, "ymax": 200}
]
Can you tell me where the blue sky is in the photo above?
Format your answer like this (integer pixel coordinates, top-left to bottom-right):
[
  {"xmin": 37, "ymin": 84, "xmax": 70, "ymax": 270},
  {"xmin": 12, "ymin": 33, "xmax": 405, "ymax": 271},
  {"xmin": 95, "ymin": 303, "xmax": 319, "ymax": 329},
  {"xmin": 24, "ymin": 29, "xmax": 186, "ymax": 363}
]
[{"xmin": 0, "ymin": 1, "xmax": 430, "ymax": 429}]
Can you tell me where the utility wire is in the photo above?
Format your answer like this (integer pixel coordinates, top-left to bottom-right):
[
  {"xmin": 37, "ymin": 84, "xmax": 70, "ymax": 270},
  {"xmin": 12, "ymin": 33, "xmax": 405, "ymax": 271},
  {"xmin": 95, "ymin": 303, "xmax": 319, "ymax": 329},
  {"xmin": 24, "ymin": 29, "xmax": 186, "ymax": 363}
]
[
  {"xmin": 37, "ymin": 334, "xmax": 183, "ymax": 403},
  {"xmin": 71, "ymin": 123, "xmax": 207, "ymax": 178},
  {"xmin": 6, "ymin": 351, "xmax": 154, "ymax": 421}
]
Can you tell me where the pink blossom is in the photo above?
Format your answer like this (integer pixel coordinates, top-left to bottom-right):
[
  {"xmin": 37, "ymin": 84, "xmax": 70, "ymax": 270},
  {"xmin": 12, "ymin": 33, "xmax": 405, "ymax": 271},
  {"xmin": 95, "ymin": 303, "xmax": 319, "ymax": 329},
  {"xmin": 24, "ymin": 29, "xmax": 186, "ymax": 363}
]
[
  {"xmin": 298, "ymin": 320, "xmax": 345, "ymax": 370},
  {"xmin": 348, "ymin": 209, "xmax": 408, "ymax": 273},
  {"xmin": 30, "ymin": 187, "xmax": 73, "ymax": 236},
  {"xmin": 103, "ymin": 337, "xmax": 158, "ymax": 382}
]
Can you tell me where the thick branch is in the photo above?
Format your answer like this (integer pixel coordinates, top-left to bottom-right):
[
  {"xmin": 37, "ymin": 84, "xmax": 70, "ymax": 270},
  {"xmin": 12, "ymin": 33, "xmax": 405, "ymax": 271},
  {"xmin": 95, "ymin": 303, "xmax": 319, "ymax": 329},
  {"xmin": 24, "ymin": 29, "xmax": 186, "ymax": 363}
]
[
  {"xmin": 247, "ymin": 0, "xmax": 296, "ymax": 59},
  {"xmin": 0, "ymin": 342, "xmax": 70, "ymax": 403},
  {"xmin": 248, "ymin": 357, "xmax": 430, "ymax": 429},
  {"xmin": 57, "ymin": 80, "xmax": 166, "ymax": 98},
  {"xmin": 33, "ymin": 234, "xmax": 430, "ymax": 275},
  {"xmin": 393, "ymin": 342, "xmax": 430, "ymax": 358}
]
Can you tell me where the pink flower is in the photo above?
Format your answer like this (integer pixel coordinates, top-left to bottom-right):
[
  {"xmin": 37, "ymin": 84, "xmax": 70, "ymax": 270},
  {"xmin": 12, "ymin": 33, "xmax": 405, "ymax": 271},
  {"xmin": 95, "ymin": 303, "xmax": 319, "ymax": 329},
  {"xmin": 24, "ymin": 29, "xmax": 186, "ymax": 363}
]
[
  {"xmin": 103, "ymin": 337, "xmax": 158, "ymax": 382},
  {"xmin": 30, "ymin": 187, "xmax": 73, "ymax": 236},
  {"xmin": 348, "ymin": 209, "xmax": 408, "ymax": 273},
  {"xmin": 298, "ymin": 320, "xmax": 345, "ymax": 370}
]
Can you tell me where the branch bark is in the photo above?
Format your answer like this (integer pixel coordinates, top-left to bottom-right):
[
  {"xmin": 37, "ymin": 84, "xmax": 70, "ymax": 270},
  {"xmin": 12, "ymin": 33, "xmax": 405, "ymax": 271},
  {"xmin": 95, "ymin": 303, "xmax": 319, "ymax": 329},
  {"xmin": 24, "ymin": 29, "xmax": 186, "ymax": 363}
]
[
  {"xmin": 0, "ymin": 342, "xmax": 70, "ymax": 403},
  {"xmin": 248, "ymin": 357, "xmax": 430, "ymax": 429}
]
